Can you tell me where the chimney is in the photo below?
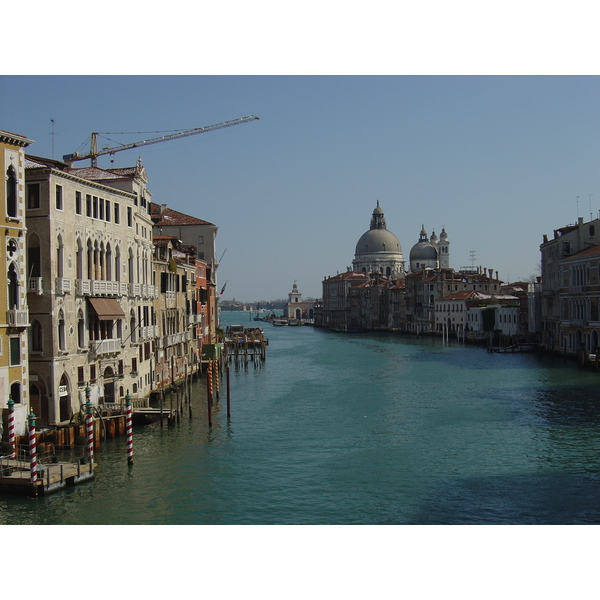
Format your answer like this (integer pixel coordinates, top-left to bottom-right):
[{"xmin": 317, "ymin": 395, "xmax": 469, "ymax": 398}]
[{"xmin": 161, "ymin": 203, "xmax": 167, "ymax": 214}]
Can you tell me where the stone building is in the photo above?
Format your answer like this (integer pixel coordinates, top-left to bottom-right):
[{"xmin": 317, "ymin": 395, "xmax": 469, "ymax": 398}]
[
  {"xmin": 285, "ymin": 282, "xmax": 316, "ymax": 321},
  {"xmin": 540, "ymin": 216, "xmax": 600, "ymax": 356},
  {"xmin": 321, "ymin": 271, "xmax": 368, "ymax": 331},
  {"xmin": 150, "ymin": 202, "xmax": 219, "ymax": 339},
  {"xmin": 1, "ymin": 130, "xmax": 33, "ymax": 437},
  {"xmin": 152, "ymin": 236, "xmax": 197, "ymax": 389},
  {"xmin": 25, "ymin": 156, "xmax": 156, "ymax": 425}
]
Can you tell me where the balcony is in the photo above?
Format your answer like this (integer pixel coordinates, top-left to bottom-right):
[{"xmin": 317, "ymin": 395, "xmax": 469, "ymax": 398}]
[
  {"xmin": 77, "ymin": 279, "xmax": 123, "ymax": 296},
  {"xmin": 55, "ymin": 277, "xmax": 71, "ymax": 295},
  {"xmin": 27, "ymin": 277, "xmax": 43, "ymax": 295},
  {"xmin": 129, "ymin": 283, "xmax": 141, "ymax": 297},
  {"xmin": 6, "ymin": 308, "xmax": 29, "ymax": 327},
  {"xmin": 90, "ymin": 337, "xmax": 122, "ymax": 355}
]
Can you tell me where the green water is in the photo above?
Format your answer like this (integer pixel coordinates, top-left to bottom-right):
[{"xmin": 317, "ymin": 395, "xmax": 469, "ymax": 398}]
[{"xmin": 3, "ymin": 313, "xmax": 600, "ymax": 524}]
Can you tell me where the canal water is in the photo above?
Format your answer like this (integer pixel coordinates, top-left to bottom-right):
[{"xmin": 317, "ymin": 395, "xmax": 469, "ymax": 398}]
[{"xmin": 3, "ymin": 312, "xmax": 600, "ymax": 526}]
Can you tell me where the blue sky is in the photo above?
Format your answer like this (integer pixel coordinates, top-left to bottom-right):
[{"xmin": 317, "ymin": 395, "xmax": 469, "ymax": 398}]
[{"xmin": 3, "ymin": 75, "xmax": 600, "ymax": 301}]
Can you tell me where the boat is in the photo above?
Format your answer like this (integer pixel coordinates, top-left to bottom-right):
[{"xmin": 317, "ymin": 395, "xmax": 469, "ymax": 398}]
[
  {"xmin": 287, "ymin": 318, "xmax": 300, "ymax": 326},
  {"xmin": 272, "ymin": 319, "xmax": 288, "ymax": 327},
  {"xmin": 491, "ymin": 344, "xmax": 537, "ymax": 353}
]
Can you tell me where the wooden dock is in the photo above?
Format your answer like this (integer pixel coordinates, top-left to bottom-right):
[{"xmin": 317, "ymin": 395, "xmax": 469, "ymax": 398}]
[
  {"xmin": 224, "ymin": 326, "xmax": 268, "ymax": 367},
  {"xmin": 0, "ymin": 456, "xmax": 95, "ymax": 496}
]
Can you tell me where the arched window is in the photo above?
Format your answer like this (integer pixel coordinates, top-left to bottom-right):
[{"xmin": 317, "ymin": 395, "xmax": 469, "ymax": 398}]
[
  {"xmin": 10, "ymin": 382, "xmax": 21, "ymax": 404},
  {"xmin": 56, "ymin": 235, "xmax": 64, "ymax": 278},
  {"xmin": 128, "ymin": 248, "xmax": 135, "ymax": 283},
  {"xmin": 58, "ymin": 309, "xmax": 66, "ymax": 351},
  {"xmin": 6, "ymin": 166, "xmax": 17, "ymax": 218},
  {"xmin": 28, "ymin": 233, "xmax": 41, "ymax": 278},
  {"xmin": 76, "ymin": 238, "xmax": 84, "ymax": 280},
  {"xmin": 115, "ymin": 246, "xmax": 121, "ymax": 282},
  {"xmin": 30, "ymin": 319, "xmax": 43, "ymax": 352},
  {"xmin": 130, "ymin": 310, "xmax": 137, "ymax": 343},
  {"xmin": 77, "ymin": 310, "xmax": 85, "ymax": 348},
  {"xmin": 87, "ymin": 239, "xmax": 94, "ymax": 279},
  {"xmin": 7, "ymin": 262, "xmax": 19, "ymax": 309},
  {"xmin": 106, "ymin": 243, "xmax": 113, "ymax": 281}
]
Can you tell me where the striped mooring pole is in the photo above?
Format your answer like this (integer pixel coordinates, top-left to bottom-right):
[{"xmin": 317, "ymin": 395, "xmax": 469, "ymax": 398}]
[
  {"xmin": 126, "ymin": 392, "xmax": 133, "ymax": 464},
  {"xmin": 214, "ymin": 359, "xmax": 220, "ymax": 399},
  {"xmin": 7, "ymin": 396, "xmax": 15, "ymax": 459},
  {"xmin": 28, "ymin": 411, "xmax": 37, "ymax": 484},
  {"xmin": 206, "ymin": 361, "xmax": 213, "ymax": 427},
  {"xmin": 85, "ymin": 385, "xmax": 94, "ymax": 465}
]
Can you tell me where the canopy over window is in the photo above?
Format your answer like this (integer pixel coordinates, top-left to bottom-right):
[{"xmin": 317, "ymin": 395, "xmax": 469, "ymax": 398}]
[{"xmin": 88, "ymin": 298, "xmax": 125, "ymax": 320}]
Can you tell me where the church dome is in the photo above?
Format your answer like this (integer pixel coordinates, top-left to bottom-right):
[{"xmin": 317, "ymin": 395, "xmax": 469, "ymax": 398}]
[
  {"xmin": 352, "ymin": 202, "xmax": 405, "ymax": 278},
  {"xmin": 410, "ymin": 240, "xmax": 437, "ymax": 260},
  {"xmin": 354, "ymin": 201, "xmax": 402, "ymax": 255},
  {"xmin": 355, "ymin": 228, "xmax": 402, "ymax": 255}
]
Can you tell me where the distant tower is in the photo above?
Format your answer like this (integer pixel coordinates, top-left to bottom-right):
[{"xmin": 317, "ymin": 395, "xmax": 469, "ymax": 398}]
[
  {"xmin": 287, "ymin": 282, "xmax": 303, "ymax": 319},
  {"xmin": 429, "ymin": 229, "xmax": 438, "ymax": 248},
  {"xmin": 438, "ymin": 227, "xmax": 450, "ymax": 269},
  {"xmin": 288, "ymin": 281, "xmax": 302, "ymax": 304}
]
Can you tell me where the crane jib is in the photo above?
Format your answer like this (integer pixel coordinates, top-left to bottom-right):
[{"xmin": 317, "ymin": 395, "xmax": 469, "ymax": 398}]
[{"xmin": 63, "ymin": 115, "xmax": 259, "ymax": 165}]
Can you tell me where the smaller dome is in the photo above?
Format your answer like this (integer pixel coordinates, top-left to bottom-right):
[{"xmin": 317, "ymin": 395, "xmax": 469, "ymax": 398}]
[
  {"xmin": 410, "ymin": 225, "xmax": 437, "ymax": 261},
  {"xmin": 410, "ymin": 241, "xmax": 437, "ymax": 261}
]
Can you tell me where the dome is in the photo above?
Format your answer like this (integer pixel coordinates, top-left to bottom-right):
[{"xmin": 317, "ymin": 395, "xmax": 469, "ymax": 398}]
[
  {"xmin": 409, "ymin": 241, "xmax": 437, "ymax": 260},
  {"xmin": 355, "ymin": 228, "xmax": 402, "ymax": 255},
  {"xmin": 409, "ymin": 225, "xmax": 438, "ymax": 269},
  {"xmin": 352, "ymin": 203, "xmax": 405, "ymax": 278}
]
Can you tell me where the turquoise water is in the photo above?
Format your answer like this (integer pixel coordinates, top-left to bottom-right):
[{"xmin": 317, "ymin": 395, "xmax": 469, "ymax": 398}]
[{"xmin": 3, "ymin": 312, "xmax": 600, "ymax": 524}]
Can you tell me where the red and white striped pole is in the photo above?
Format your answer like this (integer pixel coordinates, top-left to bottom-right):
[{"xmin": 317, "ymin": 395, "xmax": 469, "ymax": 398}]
[
  {"xmin": 214, "ymin": 359, "xmax": 220, "ymax": 399},
  {"xmin": 125, "ymin": 392, "xmax": 133, "ymax": 464},
  {"xmin": 28, "ymin": 411, "xmax": 37, "ymax": 484},
  {"xmin": 206, "ymin": 362, "xmax": 213, "ymax": 427},
  {"xmin": 85, "ymin": 385, "xmax": 94, "ymax": 466},
  {"xmin": 7, "ymin": 396, "xmax": 15, "ymax": 459}
]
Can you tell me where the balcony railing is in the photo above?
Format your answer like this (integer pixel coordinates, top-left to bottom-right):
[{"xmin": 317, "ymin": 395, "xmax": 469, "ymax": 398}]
[
  {"xmin": 27, "ymin": 277, "xmax": 43, "ymax": 295},
  {"xmin": 6, "ymin": 308, "xmax": 29, "ymax": 327},
  {"xmin": 55, "ymin": 277, "xmax": 71, "ymax": 294},
  {"xmin": 129, "ymin": 283, "xmax": 141, "ymax": 297},
  {"xmin": 77, "ymin": 279, "xmax": 124, "ymax": 296},
  {"xmin": 90, "ymin": 337, "xmax": 122, "ymax": 355}
]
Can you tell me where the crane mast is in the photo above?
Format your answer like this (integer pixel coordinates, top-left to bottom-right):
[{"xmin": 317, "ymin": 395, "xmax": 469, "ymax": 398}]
[{"xmin": 63, "ymin": 115, "xmax": 259, "ymax": 166}]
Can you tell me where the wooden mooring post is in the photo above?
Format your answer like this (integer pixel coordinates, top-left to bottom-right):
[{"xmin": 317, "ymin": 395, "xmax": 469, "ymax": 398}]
[{"xmin": 226, "ymin": 362, "xmax": 231, "ymax": 419}]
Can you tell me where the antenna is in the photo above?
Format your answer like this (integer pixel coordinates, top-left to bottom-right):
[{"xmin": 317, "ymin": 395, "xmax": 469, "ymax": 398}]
[
  {"xmin": 50, "ymin": 119, "xmax": 55, "ymax": 159},
  {"xmin": 590, "ymin": 194, "xmax": 594, "ymax": 221},
  {"xmin": 469, "ymin": 250, "xmax": 477, "ymax": 269},
  {"xmin": 576, "ymin": 196, "xmax": 580, "ymax": 219}
]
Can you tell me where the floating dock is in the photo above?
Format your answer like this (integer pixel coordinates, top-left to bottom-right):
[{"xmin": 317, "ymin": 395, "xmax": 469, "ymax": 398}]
[{"xmin": 0, "ymin": 456, "xmax": 95, "ymax": 496}]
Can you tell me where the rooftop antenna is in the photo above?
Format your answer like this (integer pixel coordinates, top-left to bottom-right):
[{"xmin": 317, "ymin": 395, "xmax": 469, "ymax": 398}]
[
  {"xmin": 590, "ymin": 194, "xmax": 594, "ymax": 221},
  {"xmin": 50, "ymin": 119, "xmax": 55, "ymax": 158},
  {"xmin": 470, "ymin": 250, "xmax": 477, "ymax": 269},
  {"xmin": 576, "ymin": 196, "xmax": 580, "ymax": 219}
]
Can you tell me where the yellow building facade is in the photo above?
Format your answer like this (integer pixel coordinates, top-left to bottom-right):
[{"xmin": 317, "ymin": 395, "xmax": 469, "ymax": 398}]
[{"xmin": 1, "ymin": 130, "xmax": 33, "ymax": 437}]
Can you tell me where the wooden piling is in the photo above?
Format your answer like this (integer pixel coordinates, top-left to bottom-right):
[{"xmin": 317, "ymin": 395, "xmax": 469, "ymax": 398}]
[
  {"xmin": 226, "ymin": 362, "xmax": 231, "ymax": 419},
  {"xmin": 207, "ymin": 362, "xmax": 213, "ymax": 428}
]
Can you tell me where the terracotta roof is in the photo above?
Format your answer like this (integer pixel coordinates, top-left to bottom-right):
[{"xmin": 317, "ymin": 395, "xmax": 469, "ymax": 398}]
[
  {"xmin": 150, "ymin": 203, "xmax": 213, "ymax": 227},
  {"xmin": 438, "ymin": 290, "xmax": 481, "ymax": 302},
  {"xmin": 566, "ymin": 244, "xmax": 600, "ymax": 259},
  {"xmin": 67, "ymin": 166, "xmax": 129, "ymax": 181}
]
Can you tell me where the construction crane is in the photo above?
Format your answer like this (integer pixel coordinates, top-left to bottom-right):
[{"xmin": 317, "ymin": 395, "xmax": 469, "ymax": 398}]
[{"xmin": 63, "ymin": 115, "xmax": 259, "ymax": 167}]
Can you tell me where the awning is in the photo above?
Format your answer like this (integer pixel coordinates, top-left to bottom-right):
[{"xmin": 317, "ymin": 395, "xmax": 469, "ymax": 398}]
[{"xmin": 88, "ymin": 297, "xmax": 125, "ymax": 320}]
